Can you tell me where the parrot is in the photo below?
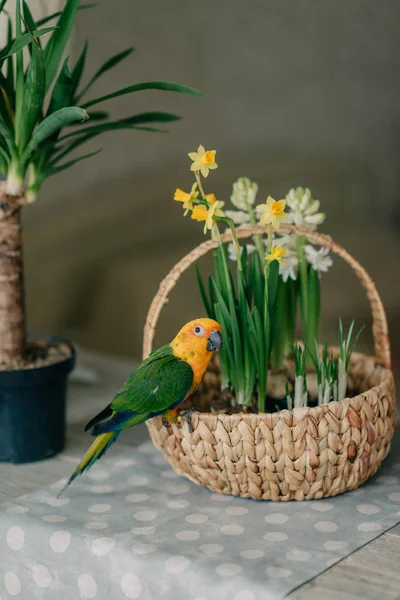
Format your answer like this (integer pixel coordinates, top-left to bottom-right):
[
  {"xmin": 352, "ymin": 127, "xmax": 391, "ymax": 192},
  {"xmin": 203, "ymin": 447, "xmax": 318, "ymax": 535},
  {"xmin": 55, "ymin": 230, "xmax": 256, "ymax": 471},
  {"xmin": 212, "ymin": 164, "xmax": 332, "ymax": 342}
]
[{"xmin": 59, "ymin": 318, "xmax": 222, "ymax": 495}]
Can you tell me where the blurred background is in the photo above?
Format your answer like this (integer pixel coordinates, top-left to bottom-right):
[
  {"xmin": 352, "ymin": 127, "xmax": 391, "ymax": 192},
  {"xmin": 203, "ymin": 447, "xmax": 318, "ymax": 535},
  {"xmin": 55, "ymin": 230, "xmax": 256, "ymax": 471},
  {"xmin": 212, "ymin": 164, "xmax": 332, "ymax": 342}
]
[{"xmin": 12, "ymin": 1, "xmax": 400, "ymax": 361}]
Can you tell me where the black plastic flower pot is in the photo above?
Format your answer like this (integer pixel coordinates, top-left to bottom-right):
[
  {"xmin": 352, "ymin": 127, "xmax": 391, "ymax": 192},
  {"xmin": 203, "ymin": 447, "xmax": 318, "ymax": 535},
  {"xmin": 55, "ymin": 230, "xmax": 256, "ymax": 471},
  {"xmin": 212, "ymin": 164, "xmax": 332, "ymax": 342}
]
[{"xmin": 0, "ymin": 335, "xmax": 75, "ymax": 464}]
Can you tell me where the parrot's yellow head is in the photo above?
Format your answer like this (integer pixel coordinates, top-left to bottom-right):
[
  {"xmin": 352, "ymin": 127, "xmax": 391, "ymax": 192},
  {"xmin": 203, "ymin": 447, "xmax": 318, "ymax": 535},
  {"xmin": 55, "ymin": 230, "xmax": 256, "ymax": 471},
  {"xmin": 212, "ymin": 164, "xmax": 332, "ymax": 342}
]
[{"xmin": 170, "ymin": 318, "xmax": 222, "ymax": 386}]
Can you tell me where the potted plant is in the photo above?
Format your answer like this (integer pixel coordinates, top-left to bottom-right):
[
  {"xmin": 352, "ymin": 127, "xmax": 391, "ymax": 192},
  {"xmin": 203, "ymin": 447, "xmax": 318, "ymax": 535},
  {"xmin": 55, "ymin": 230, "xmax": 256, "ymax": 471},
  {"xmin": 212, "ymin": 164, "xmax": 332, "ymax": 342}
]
[
  {"xmin": 0, "ymin": 0, "xmax": 201, "ymax": 463},
  {"xmin": 143, "ymin": 145, "xmax": 396, "ymax": 501}
]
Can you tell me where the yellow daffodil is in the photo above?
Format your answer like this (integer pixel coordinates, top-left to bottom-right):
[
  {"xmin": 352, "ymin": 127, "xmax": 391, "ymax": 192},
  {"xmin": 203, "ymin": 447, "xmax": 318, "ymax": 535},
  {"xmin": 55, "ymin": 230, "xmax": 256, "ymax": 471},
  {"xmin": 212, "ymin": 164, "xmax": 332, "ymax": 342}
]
[
  {"xmin": 257, "ymin": 195, "xmax": 287, "ymax": 230},
  {"xmin": 266, "ymin": 245, "xmax": 287, "ymax": 264},
  {"xmin": 188, "ymin": 145, "xmax": 218, "ymax": 178},
  {"xmin": 192, "ymin": 200, "xmax": 225, "ymax": 234},
  {"xmin": 174, "ymin": 182, "xmax": 199, "ymax": 215}
]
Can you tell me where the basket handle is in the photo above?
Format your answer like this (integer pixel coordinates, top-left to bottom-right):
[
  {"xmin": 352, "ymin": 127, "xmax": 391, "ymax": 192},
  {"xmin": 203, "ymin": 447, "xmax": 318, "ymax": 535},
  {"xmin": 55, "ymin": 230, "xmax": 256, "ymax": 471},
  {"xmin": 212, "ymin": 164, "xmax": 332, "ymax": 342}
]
[{"xmin": 143, "ymin": 225, "xmax": 391, "ymax": 369}]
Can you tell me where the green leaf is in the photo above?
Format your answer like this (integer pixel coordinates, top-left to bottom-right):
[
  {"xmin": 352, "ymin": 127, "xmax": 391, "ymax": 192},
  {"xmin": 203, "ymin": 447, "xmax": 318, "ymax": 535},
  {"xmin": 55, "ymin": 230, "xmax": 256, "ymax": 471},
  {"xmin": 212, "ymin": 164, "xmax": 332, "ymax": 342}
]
[
  {"xmin": 81, "ymin": 80, "xmax": 203, "ymax": 109},
  {"xmin": 47, "ymin": 56, "xmax": 73, "ymax": 114},
  {"xmin": 5, "ymin": 18, "xmax": 15, "ymax": 104},
  {"xmin": 17, "ymin": 41, "xmax": 46, "ymax": 151},
  {"xmin": 22, "ymin": 1, "xmax": 39, "ymax": 50},
  {"xmin": 0, "ymin": 115, "xmax": 16, "ymax": 158},
  {"xmin": 0, "ymin": 0, "xmax": 9, "ymax": 12},
  {"xmin": 44, "ymin": 0, "xmax": 79, "ymax": 92},
  {"xmin": 35, "ymin": 3, "xmax": 95, "ymax": 27},
  {"xmin": 76, "ymin": 47, "xmax": 134, "ymax": 101},
  {"xmin": 71, "ymin": 41, "xmax": 88, "ymax": 96},
  {"xmin": 20, "ymin": 106, "xmax": 88, "ymax": 165},
  {"xmin": 195, "ymin": 262, "xmax": 212, "ymax": 318},
  {"xmin": 0, "ymin": 27, "xmax": 57, "ymax": 60},
  {"xmin": 46, "ymin": 148, "xmax": 101, "ymax": 174},
  {"xmin": 60, "ymin": 112, "xmax": 181, "ymax": 141}
]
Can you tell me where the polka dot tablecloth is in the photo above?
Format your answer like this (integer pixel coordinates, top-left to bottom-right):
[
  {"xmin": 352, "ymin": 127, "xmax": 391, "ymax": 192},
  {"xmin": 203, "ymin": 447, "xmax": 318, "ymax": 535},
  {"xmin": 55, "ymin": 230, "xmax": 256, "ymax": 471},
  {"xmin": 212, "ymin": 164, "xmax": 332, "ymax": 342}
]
[{"xmin": 1, "ymin": 434, "xmax": 400, "ymax": 600}]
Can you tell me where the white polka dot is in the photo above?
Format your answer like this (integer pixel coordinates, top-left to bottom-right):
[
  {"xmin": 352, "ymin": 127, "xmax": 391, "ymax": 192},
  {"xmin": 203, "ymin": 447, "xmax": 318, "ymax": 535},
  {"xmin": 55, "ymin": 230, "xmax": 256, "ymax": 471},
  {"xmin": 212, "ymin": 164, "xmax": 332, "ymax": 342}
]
[
  {"xmin": 152, "ymin": 455, "xmax": 167, "ymax": 466},
  {"xmin": 132, "ymin": 543, "xmax": 157, "ymax": 554},
  {"xmin": 234, "ymin": 591, "xmax": 257, "ymax": 600},
  {"xmin": 91, "ymin": 537, "xmax": 115, "ymax": 556},
  {"xmin": 357, "ymin": 522, "xmax": 383, "ymax": 532},
  {"xmin": 266, "ymin": 567, "xmax": 293, "ymax": 578},
  {"xmin": 7, "ymin": 526, "xmax": 24, "ymax": 551},
  {"xmin": 199, "ymin": 543, "xmax": 224, "ymax": 554},
  {"xmin": 4, "ymin": 571, "xmax": 21, "ymax": 596},
  {"xmin": 88, "ymin": 504, "xmax": 111, "ymax": 514},
  {"xmin": 326, "ymin": 558, "xmax": 338, "ymax": 568},
  {"xmin": 133, "ymin": 511, "xmax": 157, "ymax": 522},
  {"xmin": 314, "ymin": 521, "xmax": 338, "ymax": 533},
  {"xmin": 286, "ymin": 549, "xmax": 312, "ymax": 561},
  {"xmin": 216, "ymin": 563, "xmax": 242, "ymax": 577},
  {"xmin": 132, "ymin": 526, "xmax": 156, "ymax": 536},
  {"xmin": 160, "ymin": 470, "xmax": 179, "ymax": 479},
  {"xmin": 324, "ymin": 540, "xmax": 348, "ymax": 550},
  {"xmin": 138, "ymin": 442, "xmax": 156, "ymax": 454},
  {"xmin": 310, "ymin": 502, "xmax": 335, "ymax": 512},
  {"xmin": 87, "ymin": 469, "xmax": 111, "ymax": 481},
  {"xmin": 225, "ymin": 506, "xmax": 249, "ymax": 516},
  {"xmin": 127, "ymin": 475, "xmax": 149, "ymax": 486},
  {"xmin": 376, "ymin": 475, "xmax": 398, "ymax": 485},
  {"xmin": 115, "ymin": 458, "xmax": 137, "ymax": 468},
  {"xmin": 89, "ymin": 485, "xmax": 114, "ymax": 494},
  {"xmin": 264, "ymin": 513, "xmax": 289, "ymax": 524},
  {"xmin": 210, "ymin": 494, "xmax": 230, "ymax": 502},
  {"xmin": 240, "ymin": 549, "xmax": 265, "ymax": 559},
  {"xmin": 175, "ymin": 530, "xmax": 200, "ymax": 541},
  {"xmin": 6, "ymin": 506, "xmax": 29, "ymax": 514},
  {"xmin": 220, "ymin": 524, "xmax": 245, "ymax": 536},
  {"xmin": 168, "ymin": 499, "xmax": 190, "ymax": 509},
  {"xmin": 43, "ymin": 514, "xmax": 67, "ymax": 523},
  {"xmin": 126, "ymin": 493, "xmax": 150, "ymax": 503},
  {"xmin": 263, "ymin": 532, "xmax": 288, "ymax": 542},
  {"xmin": 165, "ymin": 555, "xmax": 191, "ymax": 574},
  {"xmin": 167, "ymin": 483, "xmax": 190, "ymax": 495},
  {"xmin": 50, "ymin": 530, "xmax": 71, "ymax": 553},
  {"xmin": 50, "ymin": 479, "xmax": 67, "ymax": 490},
  {"xmin": 77, "ymin": 573, "xmax": 97, "ymax": 598},
  {"xmin": 46, "ymin": 497, "xmax": 70, "ymax": 507},
  {"xmin": 185, "ymin": 513, "xmax": 208, "ymax": 524},
  {"xmin": 84, "ymin": 522, "xmax": 108, "ymax": 530},
  {"xmin": 389, "ymin": 492, "xmax": 400, "ymax": 502},
  {"xmin": 32, "ymin": 564, "xmax": 52, "ymax": 588},
  {"xmin": 357, "ymin": 504, "xmax": 381, "ymax": 515},
  {"xmin": 121, "ymin": 573, "xmax": 142, "ymax": 600}
]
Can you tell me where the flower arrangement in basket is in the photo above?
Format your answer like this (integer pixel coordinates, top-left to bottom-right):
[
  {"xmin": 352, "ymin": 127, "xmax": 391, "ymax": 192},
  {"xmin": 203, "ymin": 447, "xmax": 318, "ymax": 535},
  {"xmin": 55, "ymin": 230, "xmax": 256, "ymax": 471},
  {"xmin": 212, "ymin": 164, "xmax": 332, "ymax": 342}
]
[{"xmin": 144, "ymin": 145, "xmax": 396, "ymax": 501}]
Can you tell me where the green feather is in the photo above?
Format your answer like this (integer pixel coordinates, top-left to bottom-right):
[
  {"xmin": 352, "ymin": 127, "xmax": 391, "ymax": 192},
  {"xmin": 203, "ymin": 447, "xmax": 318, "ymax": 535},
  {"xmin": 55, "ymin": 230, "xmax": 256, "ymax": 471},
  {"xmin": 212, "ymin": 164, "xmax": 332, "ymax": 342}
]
[{"xmin": 111, "ymin": 344, "xmax": 193, "ymax": 417}]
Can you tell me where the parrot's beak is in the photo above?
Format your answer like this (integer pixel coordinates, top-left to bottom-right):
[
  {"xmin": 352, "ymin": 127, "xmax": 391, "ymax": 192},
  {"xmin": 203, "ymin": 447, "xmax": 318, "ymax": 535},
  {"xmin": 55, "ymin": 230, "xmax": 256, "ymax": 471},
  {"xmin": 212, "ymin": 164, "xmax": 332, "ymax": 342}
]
[{"xmin": 206, "ymin": 329, "xmax": 222, "ymax": 353}]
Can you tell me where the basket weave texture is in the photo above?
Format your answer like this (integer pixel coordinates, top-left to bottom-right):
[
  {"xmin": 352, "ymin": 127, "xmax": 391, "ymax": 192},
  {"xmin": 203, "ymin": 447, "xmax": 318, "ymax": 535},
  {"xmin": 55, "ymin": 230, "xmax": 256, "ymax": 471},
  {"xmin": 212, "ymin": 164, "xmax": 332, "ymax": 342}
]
[{"xmin": 143, "ymin": 226, "xmax": 397, "ymax": 500}]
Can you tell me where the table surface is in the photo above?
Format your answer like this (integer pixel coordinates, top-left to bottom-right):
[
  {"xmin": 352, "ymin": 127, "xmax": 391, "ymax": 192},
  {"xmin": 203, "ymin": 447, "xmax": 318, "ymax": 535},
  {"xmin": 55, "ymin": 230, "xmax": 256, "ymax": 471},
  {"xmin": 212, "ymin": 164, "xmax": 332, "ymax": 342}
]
[{"xmin": 0, "ymin": 351, "xmax": 399, "ymax": 600}]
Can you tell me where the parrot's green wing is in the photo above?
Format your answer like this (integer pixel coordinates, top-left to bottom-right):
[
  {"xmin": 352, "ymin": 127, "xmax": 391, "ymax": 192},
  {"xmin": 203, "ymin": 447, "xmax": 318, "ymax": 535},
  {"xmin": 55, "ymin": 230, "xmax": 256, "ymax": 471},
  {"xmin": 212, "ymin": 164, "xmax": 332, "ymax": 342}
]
[{"xmin": 111, "ymin": 344, "xmax": 194, "ymax": 415}]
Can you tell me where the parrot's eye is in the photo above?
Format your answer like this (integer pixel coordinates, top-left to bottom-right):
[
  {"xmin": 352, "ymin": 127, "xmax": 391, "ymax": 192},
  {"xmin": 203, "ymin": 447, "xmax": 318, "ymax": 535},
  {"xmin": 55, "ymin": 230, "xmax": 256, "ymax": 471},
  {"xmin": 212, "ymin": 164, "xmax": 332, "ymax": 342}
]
[{"xmin": 194, "ymin": 325, "xmax": 205, "ymax": 336}]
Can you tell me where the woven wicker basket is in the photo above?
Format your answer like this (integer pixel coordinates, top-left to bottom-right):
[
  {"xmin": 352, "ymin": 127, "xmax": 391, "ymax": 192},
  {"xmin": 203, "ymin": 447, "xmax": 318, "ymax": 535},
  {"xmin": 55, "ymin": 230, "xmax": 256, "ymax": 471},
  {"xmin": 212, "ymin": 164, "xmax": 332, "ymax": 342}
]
[{"xmin": 143, "ymin": 225, "xmax": 396, "ymax": 501}]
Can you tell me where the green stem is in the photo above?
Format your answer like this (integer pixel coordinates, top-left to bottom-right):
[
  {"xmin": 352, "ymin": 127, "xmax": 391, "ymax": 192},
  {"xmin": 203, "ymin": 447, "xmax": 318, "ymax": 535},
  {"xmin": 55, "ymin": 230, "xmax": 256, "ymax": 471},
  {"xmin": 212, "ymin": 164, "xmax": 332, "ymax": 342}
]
[
  {"xmin": 248, "ymin": 204, "xmax": 265, "ymax": 263},
  {"xmin": 296, "ymin": 235, "xmax": 308, "ymax": 331},
  {"xmin": 219, "ymin": 217, "xmax": 242, "ymax": 272},
  {"xmin": 195, "ymin": 171, "xmax": 206, "ymax": 200}
]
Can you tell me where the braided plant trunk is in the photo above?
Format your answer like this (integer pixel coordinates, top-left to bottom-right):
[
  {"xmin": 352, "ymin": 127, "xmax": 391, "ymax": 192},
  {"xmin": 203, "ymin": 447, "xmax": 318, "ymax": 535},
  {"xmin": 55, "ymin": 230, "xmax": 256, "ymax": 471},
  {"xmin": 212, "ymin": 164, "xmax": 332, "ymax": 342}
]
[{"xmin": 0, "ymin": 183, "xmax": 27, "ymax": 362}]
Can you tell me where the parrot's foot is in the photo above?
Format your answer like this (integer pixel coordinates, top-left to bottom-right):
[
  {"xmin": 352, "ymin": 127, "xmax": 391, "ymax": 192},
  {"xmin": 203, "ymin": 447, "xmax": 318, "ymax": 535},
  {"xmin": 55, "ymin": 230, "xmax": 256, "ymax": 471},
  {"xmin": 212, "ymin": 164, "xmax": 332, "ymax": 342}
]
[
  {"xmin": 162, "ymin": 416, "xmax": 172, "ymax": 429},
  {"xmin": 178, "ymin": 408, "xmax": 199, "ymax": 433}
]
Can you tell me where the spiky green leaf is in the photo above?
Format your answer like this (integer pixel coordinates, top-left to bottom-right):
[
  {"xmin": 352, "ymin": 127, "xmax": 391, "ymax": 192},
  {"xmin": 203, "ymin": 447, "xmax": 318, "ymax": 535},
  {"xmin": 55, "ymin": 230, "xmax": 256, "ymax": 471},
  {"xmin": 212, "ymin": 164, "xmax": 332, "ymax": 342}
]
[
  {"xmin": 81, "ymin": 81, "xmax": 202, "ymax": 109},
  {"xmin": 76, "ymin": 47, "xmax": 134, "ymax": 101},
  {"xmin": 44, "ymin": 0, "xmax": 79, "ymax": 92}
]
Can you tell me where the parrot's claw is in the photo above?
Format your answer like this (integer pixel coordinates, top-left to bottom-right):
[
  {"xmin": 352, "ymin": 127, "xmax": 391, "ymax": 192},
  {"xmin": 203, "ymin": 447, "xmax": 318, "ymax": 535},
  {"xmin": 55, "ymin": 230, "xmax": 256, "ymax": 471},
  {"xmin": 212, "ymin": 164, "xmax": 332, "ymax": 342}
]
[
  {"xmin": 162, "ymin": 416, "xmax": 172, "ymax": 429},
  {"xmin": 180, "ymin": 408, "xmax": 199, "ymax": 433}
]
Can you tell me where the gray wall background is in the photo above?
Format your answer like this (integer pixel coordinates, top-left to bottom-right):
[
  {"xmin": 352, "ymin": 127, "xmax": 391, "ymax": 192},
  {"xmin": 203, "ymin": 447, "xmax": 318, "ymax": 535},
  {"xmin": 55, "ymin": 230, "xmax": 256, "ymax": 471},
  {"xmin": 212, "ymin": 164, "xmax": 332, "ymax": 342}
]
[{"xmin": 22, "ymin": 0, "xmax": 400, "ymax": 360}]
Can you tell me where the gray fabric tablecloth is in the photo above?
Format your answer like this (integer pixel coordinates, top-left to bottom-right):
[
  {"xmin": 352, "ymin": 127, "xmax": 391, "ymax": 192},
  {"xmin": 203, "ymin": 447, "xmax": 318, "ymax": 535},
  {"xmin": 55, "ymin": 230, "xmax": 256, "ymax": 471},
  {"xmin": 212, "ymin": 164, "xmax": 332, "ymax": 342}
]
[{"xmin": 1, "ymin": 434, "xmax": 399, "ymax": 600}]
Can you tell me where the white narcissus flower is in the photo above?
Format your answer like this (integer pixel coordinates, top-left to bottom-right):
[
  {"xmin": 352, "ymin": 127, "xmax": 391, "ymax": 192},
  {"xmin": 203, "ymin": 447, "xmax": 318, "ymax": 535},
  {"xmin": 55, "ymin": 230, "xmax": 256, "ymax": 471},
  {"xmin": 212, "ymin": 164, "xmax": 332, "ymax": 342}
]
[
  {"xmin": 231, "ymin": 177, "xmax": 258, "ymax": 210},
  {"xmin": 225, "ymin": 210, "xmax": 251, "ymax": 225},
  {"xmin": 228, "ymin": 243, "xmax": 255, "ymax": 261},
  {"xmin": 285, "ymin": 187, "xmax": 326, "ymax": 230},
  {"xmin": 304, "ymin": 245, "xmax": 333, "ymax": 275},
  {"xmin": 279, "ymin": 252, "xmax": 299, "ymax": 282}
]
